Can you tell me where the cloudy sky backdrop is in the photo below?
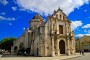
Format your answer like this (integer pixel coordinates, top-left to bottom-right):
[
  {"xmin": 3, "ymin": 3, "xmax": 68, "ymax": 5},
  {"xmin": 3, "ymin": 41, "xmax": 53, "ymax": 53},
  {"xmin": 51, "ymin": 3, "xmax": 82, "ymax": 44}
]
[{"xmin": 0, "ymin": 0, "xmax": 90, "ymax": 40}]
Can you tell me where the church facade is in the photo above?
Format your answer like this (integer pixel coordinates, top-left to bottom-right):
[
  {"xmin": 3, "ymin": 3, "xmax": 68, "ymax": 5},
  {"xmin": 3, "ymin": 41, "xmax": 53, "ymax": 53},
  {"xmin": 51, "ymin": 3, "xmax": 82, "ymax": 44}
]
[{"xmin": 11, "ymin": 8, "xmax": 76, "ymax": 57}]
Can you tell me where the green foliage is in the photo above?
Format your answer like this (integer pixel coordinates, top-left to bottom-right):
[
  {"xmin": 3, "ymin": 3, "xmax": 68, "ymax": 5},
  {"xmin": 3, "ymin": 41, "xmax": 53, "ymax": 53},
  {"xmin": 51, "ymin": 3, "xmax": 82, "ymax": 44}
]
[{"xmin": 0, "ymin": 37, "xmax": 16, "ymax": 50}]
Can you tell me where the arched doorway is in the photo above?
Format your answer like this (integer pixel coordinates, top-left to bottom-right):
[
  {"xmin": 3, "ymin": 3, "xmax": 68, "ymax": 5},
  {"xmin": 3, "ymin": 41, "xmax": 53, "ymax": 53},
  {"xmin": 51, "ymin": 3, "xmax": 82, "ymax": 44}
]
[
  {"xmin": 37, "ymin": 48, "xmax": 38, "ymax": 56},
  {"xmin": 14, "ymin": 46, "xmax": 18, "ymax": 53},
  {"xmin": 26, "ymin": 48, "xmax": 31, "ymax": 55},
  {"xmin": 59, "ymin": 40, "xmax": 65, "ymax": 54}
]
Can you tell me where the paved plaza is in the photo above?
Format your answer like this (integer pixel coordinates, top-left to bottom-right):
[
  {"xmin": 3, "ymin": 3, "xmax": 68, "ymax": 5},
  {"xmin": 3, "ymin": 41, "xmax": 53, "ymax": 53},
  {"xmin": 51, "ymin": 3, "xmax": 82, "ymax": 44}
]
[
  {"xmin": 0, "ymin": 53, "xmax": 84, "ymax": 60},
  {"xmin": 66, "ymin": 53, "xmax": 90, "ymax": 60}
]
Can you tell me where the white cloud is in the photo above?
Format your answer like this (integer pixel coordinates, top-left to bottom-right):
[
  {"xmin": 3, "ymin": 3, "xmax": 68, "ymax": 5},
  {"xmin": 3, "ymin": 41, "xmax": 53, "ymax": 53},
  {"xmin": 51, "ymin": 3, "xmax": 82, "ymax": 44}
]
[
  {"xmin": 78, "ymin": 30, "xmax": 81, "ymax": 31},
  {"xmin": 0, "ymin": 12, "xmax": 6, "ymax": 15},
  {"xmin": 84, "ymin": 9, "xmax": 87, "ymax": 12},
  {"xmin": 12, "ymin": 7, "xmax": 17, "ymax": 11},
  {"xmin": 76, "ymin": 34, "xmax": 90, "ymax": 37},
  {"xmin": 71, "ymin": 21, "xmax": 83, "ymax": 30},
  {"xmin": 9, "ymin": 23, "xmax": 12, "ymax": 25},
  {"xmin": 16, "ymin": 0, "xmax": 90, "ymax": 16},
  {"xmin": 0, "ymin": 16, "xmax": 15, "ymax": 21},
  {"xmin": 88, "ymin": 30, "xmax": 90, "ymax": 33},
  {"xmin": 83, "ymin": 29, "xmax": 90, "ymax": 33},
  {"xmin": 23, "ymin": 27, "xmax": 25, "ymax": 30},
  {"xmin": 0, "ymin": 0, "xmax": 8, "ymax": 5},
  {"xmin": 84, "ymin": 29, "xmax": 87, "ymax": 32},
  {"xmin": 82, "ymin": 24, "xmax": 90, "ymax": 28},
  {"xmin": 76, "ymin": 29, "xmax": 90, "ymax": 37},
  {"xmin": 88, "ymin": 16, "xmax": 90, "ymax": 18}
]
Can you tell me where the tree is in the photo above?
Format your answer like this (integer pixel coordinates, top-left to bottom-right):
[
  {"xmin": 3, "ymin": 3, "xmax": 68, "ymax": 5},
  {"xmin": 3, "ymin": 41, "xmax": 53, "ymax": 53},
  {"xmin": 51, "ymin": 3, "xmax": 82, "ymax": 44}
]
[{"xmin": 0, "ymin": 37, "xmax": 16, "ymax": 51}]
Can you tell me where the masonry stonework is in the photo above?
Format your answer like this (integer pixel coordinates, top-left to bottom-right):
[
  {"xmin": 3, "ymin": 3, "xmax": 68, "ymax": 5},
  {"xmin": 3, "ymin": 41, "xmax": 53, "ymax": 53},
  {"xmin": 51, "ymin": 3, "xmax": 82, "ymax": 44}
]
[{"xmin": 11, "ymin": 8, "xmax": 76, "ymax": 56}]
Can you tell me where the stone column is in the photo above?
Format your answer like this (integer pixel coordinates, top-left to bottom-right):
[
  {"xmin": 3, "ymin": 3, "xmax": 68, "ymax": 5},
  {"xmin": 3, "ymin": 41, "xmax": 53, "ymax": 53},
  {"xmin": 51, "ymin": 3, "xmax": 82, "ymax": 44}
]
[
  {"xmin": 70, "ymin": 40, "xmax": 73, "ymax": 54},
  {"xmin": 44, "ymin": 43, "xmax": 47, "ymax": 56},
  {"xmin": 51, "ymin": 36, "xmax": 55, "ymax": 56},
  {"xmin": 72, "ymin": 38, "xmax": 75, "ymax": 54},
  {"xmin": 44, "ymin": 38, "xmax": 48, "ymax": 56},
  {"xmin": 25, "ymin": 30, "xmax": 28, "ymax": 49},
  {"xmin": 30, "ymin": 42, "xmax": 34, "ymax": 55},
  {"xmin": 11, "ymin": 46, "xmax": 14, "ymax": 55},
  {"xmin": 71, "ymin": 40, "xmax": 73, "ymax": 54},
  {"xmin": 67, "ymin": 39, "xmax": 70, "ymax": 55},
  {"xmin": 74, "ymin": 39, "xmax": 76, "ymax": 54},
  {"xmin": 56, "ymin": 39, "xmax": 60, "ymax": 56}
]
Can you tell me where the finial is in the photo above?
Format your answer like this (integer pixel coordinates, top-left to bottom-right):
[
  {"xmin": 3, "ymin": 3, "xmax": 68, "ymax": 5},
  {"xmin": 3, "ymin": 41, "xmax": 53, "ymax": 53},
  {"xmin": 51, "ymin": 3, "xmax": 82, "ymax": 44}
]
[
  {"xmin": 54, "ymin": 10, "xmax": 57, "ymax": 13},
  {"xmin": 58, "ymin": 7, "xmax": 60, "ymax": 10},
  {"xmin": 57, "ymin": 7, "xmax": 62, "ymax": 11}
]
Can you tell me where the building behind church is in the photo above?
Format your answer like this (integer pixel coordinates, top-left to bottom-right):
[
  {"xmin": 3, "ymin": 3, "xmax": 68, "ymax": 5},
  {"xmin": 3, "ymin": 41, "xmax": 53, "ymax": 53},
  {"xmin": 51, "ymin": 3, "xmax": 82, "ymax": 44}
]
[
  {"xmin": 11, "ymin": 8, "xmax": 76, "ymax": 57},
  {"xmin": 76, "ymin": 35, "xmax": 90, "ymax": 52}
]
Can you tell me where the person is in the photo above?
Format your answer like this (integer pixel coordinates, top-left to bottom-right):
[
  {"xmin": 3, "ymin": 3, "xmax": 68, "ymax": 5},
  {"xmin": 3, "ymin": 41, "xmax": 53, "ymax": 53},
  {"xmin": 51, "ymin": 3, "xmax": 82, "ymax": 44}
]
[
  {"xmin": 80, "ymin": 50, "xmax": 82, "ymax": 55},
  {"xmin": 82, "ymin": 50, "xmax": 84, "ymax": 55}
]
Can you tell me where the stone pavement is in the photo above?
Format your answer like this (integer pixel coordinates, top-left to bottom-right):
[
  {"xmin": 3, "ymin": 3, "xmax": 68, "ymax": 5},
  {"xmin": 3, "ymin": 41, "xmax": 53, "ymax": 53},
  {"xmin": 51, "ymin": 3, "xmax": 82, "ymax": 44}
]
[
  {"xmin": 66, "ymin": 53, "xmax": 90, "ymax": 60},
  {"xmin": 0, "ymin": 53, "xmax": 82, "ymax": 60}
]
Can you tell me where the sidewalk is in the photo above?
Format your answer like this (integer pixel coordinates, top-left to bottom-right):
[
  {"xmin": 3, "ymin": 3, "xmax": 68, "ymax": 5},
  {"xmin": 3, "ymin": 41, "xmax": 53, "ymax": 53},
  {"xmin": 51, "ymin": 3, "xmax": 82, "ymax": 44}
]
[{"xmin": 1, "ymin": 53, "xmax": 82, "ymax": 60}]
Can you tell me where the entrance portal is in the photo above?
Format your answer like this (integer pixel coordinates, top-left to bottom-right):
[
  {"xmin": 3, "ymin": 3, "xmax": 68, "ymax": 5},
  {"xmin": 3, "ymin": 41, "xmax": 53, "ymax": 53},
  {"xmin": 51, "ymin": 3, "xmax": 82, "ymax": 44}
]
[
  {"xmin": 14, "ymin": 46, "xmax": 18, "ymax": 53},
  {"xmin": 59, "ymin": 40, "xmax": 65, "ymax": 54},
  {"xmin": 37, "ymin": 48, "xmax": 38, "ymax": 56}
]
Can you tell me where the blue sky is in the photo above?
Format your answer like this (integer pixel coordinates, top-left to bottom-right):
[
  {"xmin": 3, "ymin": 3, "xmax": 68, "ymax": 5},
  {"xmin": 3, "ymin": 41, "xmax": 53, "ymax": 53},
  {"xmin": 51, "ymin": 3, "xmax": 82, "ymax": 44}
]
[{"xmin": 0, "ymin": 0, "xmax": 90, "ymax": 40}]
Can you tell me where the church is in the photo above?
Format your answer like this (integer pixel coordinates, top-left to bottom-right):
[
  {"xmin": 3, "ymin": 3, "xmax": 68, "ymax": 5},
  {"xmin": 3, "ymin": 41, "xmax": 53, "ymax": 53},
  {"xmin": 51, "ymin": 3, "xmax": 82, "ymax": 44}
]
[{"xmin": 11, "ymin": 8, "xmax": 76, "ymax": 57}]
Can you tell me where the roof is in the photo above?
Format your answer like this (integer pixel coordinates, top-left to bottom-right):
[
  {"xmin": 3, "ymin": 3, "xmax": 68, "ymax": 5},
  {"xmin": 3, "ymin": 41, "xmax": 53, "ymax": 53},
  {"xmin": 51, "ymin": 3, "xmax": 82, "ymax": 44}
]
[
  {"xmin": 77, "ymin": 35, "xmax": 90, "ymax": 42},
  {"xmin": 32, "ymin": 14, "xmax": 43, "ymax": 19},
  {"xmin": 30, "ymin": 14, "xmax": 44, "ymax": 22}
]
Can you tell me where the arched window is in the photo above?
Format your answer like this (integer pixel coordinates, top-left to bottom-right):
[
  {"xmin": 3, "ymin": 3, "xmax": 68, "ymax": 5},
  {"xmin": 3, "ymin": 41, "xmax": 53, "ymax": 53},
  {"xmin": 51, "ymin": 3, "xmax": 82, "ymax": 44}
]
[
  {"xmin": 60, "ymin": 15, "xmax": 61, "ymax": 19},
  {"xmin": 63, "ymin": 16, "xmax": 64, "ymax": 20},
  {"xmin": 56, "ymin": 14, "xmax": 58, "ymax": 18},
  {"xmin": 14, "ymin": 46, "xmax": 18, "ymax": 53},
  {"xmin": 38, "ymin": 27, "xmax": 40, "ymax": 34},
  {"xmin": 31, "ymin": 32, "xmax": 33, "ymax": 39}
]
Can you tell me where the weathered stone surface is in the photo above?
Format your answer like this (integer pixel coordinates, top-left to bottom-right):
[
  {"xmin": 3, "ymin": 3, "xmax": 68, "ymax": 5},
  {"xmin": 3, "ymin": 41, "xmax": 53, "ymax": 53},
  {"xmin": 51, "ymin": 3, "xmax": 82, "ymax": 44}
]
[{"xmin": 11, "ymin": 8, "xmax": 75, "ymax": 57}]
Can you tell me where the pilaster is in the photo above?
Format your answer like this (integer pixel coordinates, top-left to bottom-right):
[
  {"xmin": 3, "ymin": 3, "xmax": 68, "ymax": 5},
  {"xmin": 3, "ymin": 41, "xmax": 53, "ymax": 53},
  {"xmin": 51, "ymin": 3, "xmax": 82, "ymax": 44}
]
[
  {"xmin": 67, "ymin": 39, "xmax": 70, "ymax": 55},
  {"xmin": 51, "ymin": 37, "xmax": 55, "ymax": 56},
  {"xmin": 56, "ymin": 39, "xmax": 60, "ymax": 55}
]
